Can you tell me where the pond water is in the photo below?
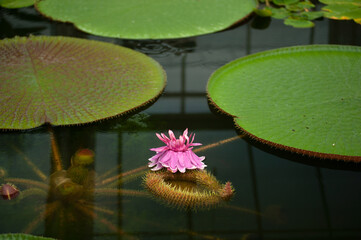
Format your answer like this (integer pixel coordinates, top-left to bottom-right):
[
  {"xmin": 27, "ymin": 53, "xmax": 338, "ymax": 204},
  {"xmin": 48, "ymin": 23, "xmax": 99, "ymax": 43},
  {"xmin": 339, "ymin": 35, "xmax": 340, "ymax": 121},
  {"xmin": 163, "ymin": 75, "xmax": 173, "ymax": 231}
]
[{"xmin": 1, "ymin": 6, "xmax": 361, "ymax": 240}]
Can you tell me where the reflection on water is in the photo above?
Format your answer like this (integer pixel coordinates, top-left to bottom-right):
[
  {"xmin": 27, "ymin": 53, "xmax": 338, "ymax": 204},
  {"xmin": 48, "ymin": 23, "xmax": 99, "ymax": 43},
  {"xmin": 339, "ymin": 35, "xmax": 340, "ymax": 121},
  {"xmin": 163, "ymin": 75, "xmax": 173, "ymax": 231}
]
[{"xmin": 1, "ymin": 5, "xmax": 361, "ymax": 240}]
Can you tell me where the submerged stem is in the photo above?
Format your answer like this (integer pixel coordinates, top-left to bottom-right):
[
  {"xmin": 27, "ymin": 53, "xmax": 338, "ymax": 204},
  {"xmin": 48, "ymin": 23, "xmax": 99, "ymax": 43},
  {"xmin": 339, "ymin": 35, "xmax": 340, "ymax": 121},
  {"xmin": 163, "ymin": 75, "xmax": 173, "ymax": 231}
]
[
  {"xmin": 5, "ymin": 177, "xmax": 49, "ymax": 191},
  {"xmin": 49, "ymin": 126, "xmax": 62, "ymax": 171},
  {"xmin": 194, "ymin": 135, "xmax": 244, "ymax": 153},
  {"xmin": 93, "ymin": 188, "xmax": 149, "ymax": 197},
  {"xmin": 23, "ymin": 201, "xmax": 61, "ymax": 233},
  {"xmin": 74, "ymin": 203, "xmax": 138, "ymax": 240},
  {"xmin": 11, "ymin": 144, "xmax": 47, "ymax": 182}
]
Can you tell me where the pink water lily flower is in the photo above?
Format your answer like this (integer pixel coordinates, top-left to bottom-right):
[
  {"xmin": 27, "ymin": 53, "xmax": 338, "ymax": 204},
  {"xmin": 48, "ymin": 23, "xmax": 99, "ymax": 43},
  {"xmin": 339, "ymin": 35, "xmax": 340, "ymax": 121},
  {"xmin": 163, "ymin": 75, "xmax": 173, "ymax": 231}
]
[{"xmin": 149, "ymin": 129, "xmax": 206, "ymax": 173}]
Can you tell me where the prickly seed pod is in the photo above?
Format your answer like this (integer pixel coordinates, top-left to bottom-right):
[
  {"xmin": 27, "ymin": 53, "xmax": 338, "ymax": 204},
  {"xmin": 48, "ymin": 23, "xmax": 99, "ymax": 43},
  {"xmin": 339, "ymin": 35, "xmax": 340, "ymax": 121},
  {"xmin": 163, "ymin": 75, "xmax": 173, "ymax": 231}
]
[
  {"xmin": 219, "ymin": 181, "xmax": 234, "ymax": 201},
  {"xmin": 67, "ymin": 166, "xmax": 89, "ymax": 185},
  {"xmin": 71, "ymin": 149, "xmax": 95, "ymax": 166},
  {"xmin": 50, "ymin": 170, "xmax": 84, "ymax": 201},
  {"xmin": 0, "ymin": 183, "xmax": 20, "ymax": 200},
  {"xmin": 144, "ymin": 169, "xmax": 234, "ymax": 210}
]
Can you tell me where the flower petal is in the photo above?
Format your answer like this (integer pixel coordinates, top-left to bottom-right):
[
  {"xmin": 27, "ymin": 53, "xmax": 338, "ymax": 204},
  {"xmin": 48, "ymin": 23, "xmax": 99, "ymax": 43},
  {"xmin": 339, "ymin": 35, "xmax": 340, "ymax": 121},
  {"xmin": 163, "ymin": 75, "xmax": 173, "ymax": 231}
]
[{"xmin": 150, "ymin": 146, "xmax": 169, "ymax": 152}]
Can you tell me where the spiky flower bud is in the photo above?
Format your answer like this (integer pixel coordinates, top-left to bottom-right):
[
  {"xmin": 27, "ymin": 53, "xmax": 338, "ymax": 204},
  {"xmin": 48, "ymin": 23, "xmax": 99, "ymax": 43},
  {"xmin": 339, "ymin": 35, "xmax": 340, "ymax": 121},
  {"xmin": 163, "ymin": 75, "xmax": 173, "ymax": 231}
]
[
  {"xmin": 220, "ymin": 181, "xmax": 234, "ymax": 201},
  {"xmin": 71, "ymin": 148, "xmax": 95, "ymax": 166},
  {"xmin": 0, "ymin": 183, "xmax": 19, "ymax": 200}
]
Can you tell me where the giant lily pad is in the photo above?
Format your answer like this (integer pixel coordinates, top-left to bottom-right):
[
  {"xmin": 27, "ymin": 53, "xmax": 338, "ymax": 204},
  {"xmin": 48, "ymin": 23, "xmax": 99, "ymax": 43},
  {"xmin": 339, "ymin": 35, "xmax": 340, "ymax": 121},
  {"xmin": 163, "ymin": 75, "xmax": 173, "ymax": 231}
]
[
  {"xmin": 0, "ymin": 0, "xmax": 34, "ymax": 8},
  {"xmin": 34, "ymin": 0, "xmax": 257, "ymax": 39},
  {"xmin": 0, "ymin": 36, "xmax": 166, "ymax": 130},
  {"xmin": 207, "ymin": 45, "xmax": 361, "ymax": 162}
]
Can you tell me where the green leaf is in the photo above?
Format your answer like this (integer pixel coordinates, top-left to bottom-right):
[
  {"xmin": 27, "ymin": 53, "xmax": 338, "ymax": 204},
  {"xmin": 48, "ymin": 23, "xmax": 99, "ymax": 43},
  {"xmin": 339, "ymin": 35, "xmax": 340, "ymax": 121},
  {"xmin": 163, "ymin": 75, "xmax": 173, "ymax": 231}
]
[
  {"xmin": 207, "ymin": 45, "xmax": 361, "ymax": 162},
  {"xmin": 273, "ymin": 0, "xmax": 299, "ymax": 6},
  {"xmin": 0, "ymin": 36, "xmax": 166, "ymax": 130},
  {"xmin": 0, "ymin": 234, "xmax": 55, "ymax": 240},
  {"xmin": 254, "ymin": 8, "xmax": 273, "ymax": 17},
  {"xmin": 268, "ymin": 7, "xmax": 291, "ymax": 19},
  {"xmin": 284, "ymin": 17, "xmax": 315, "ymax": 27},
  {"xmin": 301, "ymin": 11, "xmax": 324, "ymax": 20},
  {"xmin": 0, "ymin": 0, "xmax": 34, "ymax": 8},
  {"xmin": 322, "ymin": 4, "xmax": 361, "ymax": 19},
  {"xmin": 35, "ymin": 0, "xmax": 257, "ymax": 39},
  {"xmin": 320, "ymin": 0, "xmax": 361, "ymax": 4}
]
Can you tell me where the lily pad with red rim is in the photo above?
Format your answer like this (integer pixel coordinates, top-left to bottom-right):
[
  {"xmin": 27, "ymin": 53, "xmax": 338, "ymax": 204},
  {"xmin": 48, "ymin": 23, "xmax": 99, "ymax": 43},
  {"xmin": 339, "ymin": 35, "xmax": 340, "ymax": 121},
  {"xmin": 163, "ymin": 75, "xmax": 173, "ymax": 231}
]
[
  {"xmin": 0, "ymin": 35, "xmax": 166, "ymax": 130},
  {"xmin": 34, "ymin": 0, "xmax": 257, "ymax": 39},
  {"xmin": 207, "ymin": 45, "xmax": 361, "ymax": 162}
]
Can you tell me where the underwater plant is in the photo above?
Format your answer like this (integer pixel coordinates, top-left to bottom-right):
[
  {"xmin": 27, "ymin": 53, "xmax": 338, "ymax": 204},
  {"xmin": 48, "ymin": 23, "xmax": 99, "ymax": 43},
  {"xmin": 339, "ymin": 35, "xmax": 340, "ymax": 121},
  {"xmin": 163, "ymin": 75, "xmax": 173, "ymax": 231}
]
[
  {"xmin": 0, "ymin": 183, "xmax": 20, "ymax": 200},
  {"xmin": 145, "ymin": 129, "xmax": 234, "ymax": 210},
  {"xmin": 0, "ymin": 130, "xmax": 148, "ymax": 237}
]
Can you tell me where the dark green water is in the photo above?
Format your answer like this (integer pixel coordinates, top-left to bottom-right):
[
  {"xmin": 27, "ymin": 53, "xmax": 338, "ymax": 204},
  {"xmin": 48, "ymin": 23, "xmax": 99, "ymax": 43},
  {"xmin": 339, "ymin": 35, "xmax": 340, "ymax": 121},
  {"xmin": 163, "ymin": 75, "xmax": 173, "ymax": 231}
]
[{"xmin": 0, "ymin": 5, "xmax": 361, "ymax": 240}]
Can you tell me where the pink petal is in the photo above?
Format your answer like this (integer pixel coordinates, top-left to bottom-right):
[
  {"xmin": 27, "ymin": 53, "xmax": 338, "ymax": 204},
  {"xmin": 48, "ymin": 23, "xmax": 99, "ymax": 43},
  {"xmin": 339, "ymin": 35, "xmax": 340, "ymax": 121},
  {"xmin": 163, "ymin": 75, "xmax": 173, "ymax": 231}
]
[
  {"xmin": 151, "ymin": 163, "xmax": 164, "ymax": 171},
  {"xmin": 150, "ymin": 146, "xmax": 169, "ymax": 152},
  {"xmin": 168, "ymin": 130, "xmax": 176, "ymax": 141},
  {"xmin": 178, "ymin": 152, "xmax": 185, "ymax": 167}
]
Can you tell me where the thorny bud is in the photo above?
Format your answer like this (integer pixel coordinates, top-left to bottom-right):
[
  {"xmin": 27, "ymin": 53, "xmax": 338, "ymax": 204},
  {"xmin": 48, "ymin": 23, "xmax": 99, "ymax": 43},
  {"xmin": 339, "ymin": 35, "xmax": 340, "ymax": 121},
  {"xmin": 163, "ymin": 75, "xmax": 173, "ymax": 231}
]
[
  {"xmin": 0, "ymin": 183, "xmax": 20, "ymax": 200},
  {"xmin": 220, "ymin": 181, "xmax": 234, "ymax": 201},
  {"xmin": 72, "ymin": 149, "xmax": 95, "ymax": 166}
]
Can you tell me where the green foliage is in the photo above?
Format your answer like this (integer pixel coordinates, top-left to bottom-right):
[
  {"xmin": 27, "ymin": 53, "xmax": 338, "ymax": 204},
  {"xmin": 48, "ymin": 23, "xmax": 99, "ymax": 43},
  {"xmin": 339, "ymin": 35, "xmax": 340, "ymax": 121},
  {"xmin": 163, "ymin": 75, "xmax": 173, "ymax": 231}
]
[
  {"xmin": 320, "ymin": 0, "xmax": 361, "ymax": 24},
  {"xmin": 256, "ymin": 0, "xmax": 361, "ymax": 28},
  {"xmin": 207, "ymin": 45, "xmax": 361, "ymax": 162},
  {"xmin": 0, "ymin": 0, "xmax": 34, "ymax": 8},
  {"xmin": 0, "ymin": 234, "xmax": 55, "ymax": 240},
  {"xmin": 0, "ymin": 36, "xmax": 166, "ymax": 130},
  {"xmin": 34, "ymin": 0, "xmax": 257, "ymax": 39}
]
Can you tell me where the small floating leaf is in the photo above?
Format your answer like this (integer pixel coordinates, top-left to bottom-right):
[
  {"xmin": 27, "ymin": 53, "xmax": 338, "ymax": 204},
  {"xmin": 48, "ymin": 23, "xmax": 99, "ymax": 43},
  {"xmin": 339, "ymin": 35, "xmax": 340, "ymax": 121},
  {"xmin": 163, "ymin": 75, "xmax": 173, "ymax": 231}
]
[
  {"xmin": 0, "ymin": 36, "xmax": 166, "ymax": 130},
  {"xmin": 35, "ymin": 0, "xmax": 257, "ymax": 39},
  {"xmin": 320, "ymin": 0, "xmax": 361, "ymax": 22},
  {"xmin": 284, "ymin": 17, "xmax": 315, "ymax": 27},
  {"xmin": 0, "ymin": 0, "xmax": 34, "ymax": 8},
  {"xmin": 207, "ymin": 45, "xmax": 361, "ymax": 162}
]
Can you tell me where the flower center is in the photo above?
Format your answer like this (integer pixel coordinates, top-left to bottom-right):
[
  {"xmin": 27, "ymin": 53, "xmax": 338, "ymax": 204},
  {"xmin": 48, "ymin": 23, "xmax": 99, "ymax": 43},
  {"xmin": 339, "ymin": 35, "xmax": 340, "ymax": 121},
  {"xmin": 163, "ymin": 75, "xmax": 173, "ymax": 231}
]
[{"xmin": 169, "ymin": 139, "xmax": 187, "ymax": 152}]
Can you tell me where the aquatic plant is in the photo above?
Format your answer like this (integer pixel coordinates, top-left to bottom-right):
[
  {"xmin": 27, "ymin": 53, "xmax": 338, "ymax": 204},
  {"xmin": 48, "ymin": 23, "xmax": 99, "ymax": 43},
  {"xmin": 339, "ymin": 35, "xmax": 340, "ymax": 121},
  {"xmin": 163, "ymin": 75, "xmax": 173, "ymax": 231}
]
[
  {"xmin": 144, "ymin": 169, "xmax": 234, "ymax": 210},
  {"xmin": 255, "ymin": 0, "xmax": 361, "ymax": 28},
  {"xmin": 34, "ymin": 0, "xmax": 256, "ymax": 39},
  {"xmin": 145, "ymin": 129, "xmax": 234, "ymax": 210},
  {"xmin": 0, "ymin": 183, "xmax": 20, "ymax": 200},
  {"xmin": 207, "ymin": 45, "xmax": 361, "ymax": 162},
  {"xmin": 0, "ymin": 35, "xmax": 166, "ymax": 130},
  {"xmin": 149, "ymin": 129, "xmax": 206, "ymax": 173},
  {"xmin": 0, "ymin": 0, "xmax": 34, "ymax": 8},
  {"xmin": 1, "ymin": 131, "xmax": 148, "ymax": 237}
]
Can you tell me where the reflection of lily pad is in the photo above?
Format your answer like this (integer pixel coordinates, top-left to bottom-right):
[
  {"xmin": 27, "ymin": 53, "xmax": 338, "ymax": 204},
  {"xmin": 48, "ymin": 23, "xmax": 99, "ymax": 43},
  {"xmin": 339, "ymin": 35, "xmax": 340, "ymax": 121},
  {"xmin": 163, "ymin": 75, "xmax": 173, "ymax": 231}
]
[
  {"xmin": 35, "ymin": 0, "xmax": 257, "ymax": 39},
  {"xmin": 207, "ymin": 45, "xmax": 361, "ymax": 162},
  {"xmin": 0, "ymin": 36, "xmax": 166, "ymax": 130},
  {"xmin": 0, "ymin": 0, "xmax": 34, "ymax": 8}
]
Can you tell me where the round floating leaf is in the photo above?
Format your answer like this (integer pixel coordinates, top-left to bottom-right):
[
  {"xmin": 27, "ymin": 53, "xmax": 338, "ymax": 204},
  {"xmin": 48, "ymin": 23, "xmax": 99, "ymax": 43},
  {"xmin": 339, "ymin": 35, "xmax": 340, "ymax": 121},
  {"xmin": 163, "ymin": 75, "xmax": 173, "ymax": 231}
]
[
  {"xmin": 284, "ymin": 18, "xmax": 315, "ymax": 28},
  {"xmin": 0, "ymin": 0, "xmax": 34, "ymax": 8},
  {"xmin": 0, "ymin": 36, "xmax": 166, "ymax": 130},
  {"xmin": 34, "ymin": 0, "xmax": 257, "ymax": 39},
  {"xmin": 207, "ymin": 45, "xmax": 361, "ymax": 162},
  {"xmin": 0, "ymin": 234, "xmax": 55, "ymax": 240}
]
